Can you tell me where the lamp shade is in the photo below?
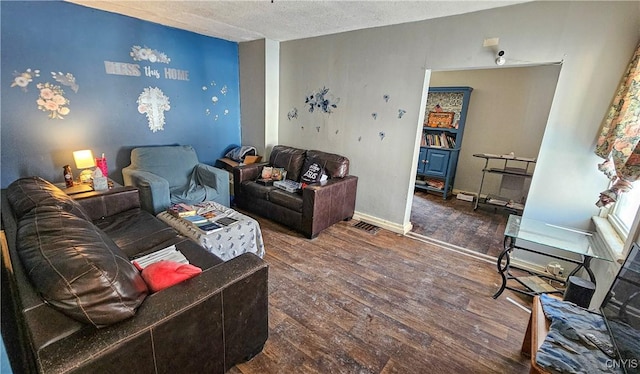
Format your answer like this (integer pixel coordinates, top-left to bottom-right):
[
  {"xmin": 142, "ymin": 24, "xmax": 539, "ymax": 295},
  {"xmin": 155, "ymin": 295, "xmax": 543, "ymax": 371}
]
[{"xmin": 73, "ymin": 150, "xmax": 96, "ymax": 169}]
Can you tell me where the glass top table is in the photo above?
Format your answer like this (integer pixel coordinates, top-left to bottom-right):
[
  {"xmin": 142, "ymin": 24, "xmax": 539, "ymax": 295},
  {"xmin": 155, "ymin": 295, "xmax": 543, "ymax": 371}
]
[
  {"xmin": 505, "ymin": 215, "xmax": 613, "ymax": 262},
  {"xmin": 493, "ymin": 215, "xmax": 613, "ymax": 299}
]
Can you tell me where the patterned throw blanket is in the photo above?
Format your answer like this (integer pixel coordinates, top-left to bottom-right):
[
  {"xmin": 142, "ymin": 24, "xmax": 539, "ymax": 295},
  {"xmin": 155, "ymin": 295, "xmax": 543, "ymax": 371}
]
[{"xmin": 536, "ymin": 294, "xmax": 622, "ymax": 374}]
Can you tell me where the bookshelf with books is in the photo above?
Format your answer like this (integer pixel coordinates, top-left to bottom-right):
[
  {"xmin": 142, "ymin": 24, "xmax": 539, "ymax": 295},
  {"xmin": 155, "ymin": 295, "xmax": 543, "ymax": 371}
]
[{"xmin": 416, "ymin": 86, "xmax": 473, "ymax": 198}]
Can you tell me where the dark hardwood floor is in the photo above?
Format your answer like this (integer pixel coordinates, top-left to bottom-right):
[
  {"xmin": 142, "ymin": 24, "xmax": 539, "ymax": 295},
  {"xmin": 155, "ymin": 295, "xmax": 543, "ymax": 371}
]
[
  {"xmin": 410, "ymin": 190, "xmax": 511, "ymax": 258},
  {"xmin": 229, "ymin": 215, "xmax": 532, "ymax": 374}
]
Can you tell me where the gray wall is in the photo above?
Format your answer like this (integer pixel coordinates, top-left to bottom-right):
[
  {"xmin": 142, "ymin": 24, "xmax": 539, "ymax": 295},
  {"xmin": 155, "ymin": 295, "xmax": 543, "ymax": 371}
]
[
  {"xmin": 429, "ymin": 65, "xmax": 561, "ymax": 198},
  {"xmin": 277, "ymin": 1, "xmax": 640, "ymax": 232}
]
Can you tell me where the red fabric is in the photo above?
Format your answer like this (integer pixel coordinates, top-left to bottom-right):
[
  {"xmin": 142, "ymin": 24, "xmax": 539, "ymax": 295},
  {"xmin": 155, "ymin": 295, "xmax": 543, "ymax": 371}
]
[{"xmin": 136, "ymin": 261, "xmax": 202, "ymax": 293}]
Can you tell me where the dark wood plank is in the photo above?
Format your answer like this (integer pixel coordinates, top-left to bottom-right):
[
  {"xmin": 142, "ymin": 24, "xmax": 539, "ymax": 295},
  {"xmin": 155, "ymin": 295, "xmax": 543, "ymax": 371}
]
[
  {"xmin": 229, "ymin": 214, "xmax": 532, "ymax": 374},
  {"xmin": 410, "ymin": 190, "xmax": 510, "ymax": 257}
]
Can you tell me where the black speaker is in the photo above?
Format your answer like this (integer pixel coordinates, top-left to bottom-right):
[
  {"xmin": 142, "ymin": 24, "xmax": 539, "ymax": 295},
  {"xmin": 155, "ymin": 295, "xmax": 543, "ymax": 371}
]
[{"xmin": 563, "ymin": 276, "xmax": 596, "ymax": 308}]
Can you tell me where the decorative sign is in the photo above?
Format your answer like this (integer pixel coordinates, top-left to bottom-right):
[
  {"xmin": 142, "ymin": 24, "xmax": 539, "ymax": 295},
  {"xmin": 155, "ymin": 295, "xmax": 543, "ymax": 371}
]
[
  {"xmin": 137, "ymin": 87, "xmax": 170, "ymax": 132},
  {"xmin": 427, "ymin": 111, "xmax": 455, "ymax": 128},
  {"xmin": 104, "ymin": 44, "xmax": 187, "ymax": 81}
]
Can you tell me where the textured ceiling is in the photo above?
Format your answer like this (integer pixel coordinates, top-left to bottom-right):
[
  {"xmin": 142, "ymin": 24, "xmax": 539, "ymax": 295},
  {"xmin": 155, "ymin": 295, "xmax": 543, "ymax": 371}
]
[{"xmin": 67, "ymin": 1, "xmax": 530, "ymax": 42}]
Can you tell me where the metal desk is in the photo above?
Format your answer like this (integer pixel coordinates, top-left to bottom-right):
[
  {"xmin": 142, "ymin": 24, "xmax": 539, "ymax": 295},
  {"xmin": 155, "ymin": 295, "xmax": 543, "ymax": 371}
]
[{"xmin": 493, "ymin": 215, "xmax": 613, "ymax": 299}]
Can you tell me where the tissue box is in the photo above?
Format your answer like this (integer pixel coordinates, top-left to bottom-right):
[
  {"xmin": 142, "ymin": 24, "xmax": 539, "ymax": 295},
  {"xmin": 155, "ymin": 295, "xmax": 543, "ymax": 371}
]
[{"xmin": 92, "ymin": 176, "xmax": 109, "ymax": 191}]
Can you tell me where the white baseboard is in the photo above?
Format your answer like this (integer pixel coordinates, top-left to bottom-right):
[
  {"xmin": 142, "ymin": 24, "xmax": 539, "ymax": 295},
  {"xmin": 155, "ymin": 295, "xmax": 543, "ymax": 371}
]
[{"xmin": 352, "ymin": 211, "xmax": 411, "ymax": 234}]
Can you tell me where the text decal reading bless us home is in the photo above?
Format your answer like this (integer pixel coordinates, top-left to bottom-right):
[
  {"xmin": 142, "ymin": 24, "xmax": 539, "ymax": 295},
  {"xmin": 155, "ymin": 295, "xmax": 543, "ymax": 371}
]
[{"xmin": 103, "ymin": 45, "xmax": 189, "ymax": 81}]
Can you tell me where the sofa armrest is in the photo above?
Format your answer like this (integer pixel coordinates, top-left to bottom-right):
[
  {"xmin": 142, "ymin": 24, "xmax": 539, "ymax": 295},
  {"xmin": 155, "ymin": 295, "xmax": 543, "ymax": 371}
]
[
  {"xmin": 195, "ymin": 163, "xmax": 230, "ymax": 206},
  {"xmin": 122, "ymin": 168, "xmax": 170, "ymax": 214},
  {"xmin": 75, "ymin": 186, "xmax": 141, "ymax": 221},
  {"xmin": 302, "ymin": 175, "xmax": 358, "ymax": 238},
  {"xmin": 32, "ymin": 253, "xmax": 269, "ymax": 373},
  {"xmin": 232, "ymin": 162, "xmax": 268, "ymax": 196}
]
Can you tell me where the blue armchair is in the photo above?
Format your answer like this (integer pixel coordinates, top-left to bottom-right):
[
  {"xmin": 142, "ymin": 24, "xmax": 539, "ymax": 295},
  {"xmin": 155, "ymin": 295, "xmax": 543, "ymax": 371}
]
[{"xmin": 122, "ymin": 145, "xmax": 230, "ymax": 214}]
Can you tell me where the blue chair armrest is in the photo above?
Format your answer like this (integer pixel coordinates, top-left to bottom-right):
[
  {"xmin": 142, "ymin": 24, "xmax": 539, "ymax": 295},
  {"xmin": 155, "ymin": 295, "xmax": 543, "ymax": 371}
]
[
  {"xmin": 122, "ymin": 168, "xmax": 171, "ymax": 214},
  {"xmin": 195, "ymin": 164, "xmax": 230, "ymax": 207}
]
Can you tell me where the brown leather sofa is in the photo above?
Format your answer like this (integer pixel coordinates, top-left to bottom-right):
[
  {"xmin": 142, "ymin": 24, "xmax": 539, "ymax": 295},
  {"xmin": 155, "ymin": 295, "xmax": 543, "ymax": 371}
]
[
  {"xmin": 233, "ymin": 145, "xmax": 358, "ymax": 238},
  {"xmin": 1, "ymin": 177, "xmax": 268, "ymax": 374}
]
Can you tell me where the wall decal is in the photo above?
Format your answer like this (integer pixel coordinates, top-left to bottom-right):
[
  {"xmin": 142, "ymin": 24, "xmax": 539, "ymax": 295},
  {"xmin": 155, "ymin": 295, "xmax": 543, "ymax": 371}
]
[
  {"xmin": 36, "ymin": 82, "xmax": 70, "ymax": 119},
  {"xmin": 371, "ymin": 113, "xmax": 378, "ymax": 120},
  {"xmin": 398, "ymin": 109, "xmax": 406, "ymax": 119},
  {"xmin": 137, "ymin": 86, "xmax": 170, "ymax": 132},
  {"xmin": 51, "ymin": 71, "xmax": 79, "ymax": 93},
  {"xmin": 379, "ymin": 131, "xmax": 386, "ymax": 140},
  {"xmin": 202, "ymin": 80, "xmax": 231, "ymax": 121},
  {"xmin": 305, "ymin": 86, "xmax": 340, "ymax": 114},
  {"xmin": 287, "ymin": 107, "xmax": 298, "ymax": 120},
  {"xmin": 130, "ymin": 45, "xmax": 171, "ymax": 64},
  {"xmin": 383, "ymin": 94, "xmax": 390, "ymax": 102},
  {"xmin": 11, "ymin": 68, "xmax": 39, "ymax": 92}
]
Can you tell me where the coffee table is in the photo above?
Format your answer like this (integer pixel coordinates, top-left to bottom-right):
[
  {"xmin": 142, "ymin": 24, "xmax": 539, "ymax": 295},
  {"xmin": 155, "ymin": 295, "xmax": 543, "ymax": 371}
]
[{"xmin": 157, "ymin": 201, "xmax": 265, "ymax": 261}]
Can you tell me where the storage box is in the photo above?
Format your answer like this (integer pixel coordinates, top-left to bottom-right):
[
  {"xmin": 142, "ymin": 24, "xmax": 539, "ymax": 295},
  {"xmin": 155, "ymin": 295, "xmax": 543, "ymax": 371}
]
[
  {"xmin": 217, "ymin": 155, "xmax": 263, "ymax": 172},
  {"xmin": 456, "ymin": 192, "xmax": 475, "ymax": 202}
]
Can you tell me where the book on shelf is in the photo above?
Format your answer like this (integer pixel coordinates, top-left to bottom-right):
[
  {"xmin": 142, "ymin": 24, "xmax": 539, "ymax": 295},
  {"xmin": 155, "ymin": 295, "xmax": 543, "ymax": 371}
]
[
  {"xmin": 423, "ymin": 132, "xmax": 455, "ymax": 148},
  {"xmin": 168, "ymin": 203, "xmax": 196, "ymax": 217}
]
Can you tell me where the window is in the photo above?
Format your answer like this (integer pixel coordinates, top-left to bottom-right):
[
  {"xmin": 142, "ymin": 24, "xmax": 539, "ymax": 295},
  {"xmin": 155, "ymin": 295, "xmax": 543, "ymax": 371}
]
[{"xmin": 608, "ymin": 183, "xmax": 640, "ymax": 240}]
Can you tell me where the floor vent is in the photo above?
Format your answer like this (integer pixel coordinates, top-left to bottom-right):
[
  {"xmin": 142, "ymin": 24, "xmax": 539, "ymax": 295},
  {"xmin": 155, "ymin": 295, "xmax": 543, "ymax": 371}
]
[{"xmin": 353, "ymin": 221, "xmax": 380, "ymax": 234}]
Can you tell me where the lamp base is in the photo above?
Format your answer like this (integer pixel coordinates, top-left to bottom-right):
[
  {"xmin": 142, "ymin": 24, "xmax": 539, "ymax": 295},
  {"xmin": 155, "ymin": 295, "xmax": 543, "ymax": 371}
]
[{"xmin": 78, "ymin": 169, "xmax": 93, "ymax": 183}]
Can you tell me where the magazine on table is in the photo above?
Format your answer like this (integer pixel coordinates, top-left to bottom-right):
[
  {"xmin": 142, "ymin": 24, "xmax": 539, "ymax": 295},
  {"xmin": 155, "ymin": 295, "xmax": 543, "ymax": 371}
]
[{"xmin": 131, "ymin": 245, "xmax": 189, "ymax": 269}]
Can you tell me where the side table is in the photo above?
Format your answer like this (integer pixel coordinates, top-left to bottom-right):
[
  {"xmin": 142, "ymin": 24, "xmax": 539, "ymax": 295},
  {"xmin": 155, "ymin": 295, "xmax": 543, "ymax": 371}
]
[
  {"xmin": 493, "ymin": 214, "xmax": 612, "ymax": 299},
  {"xmin": 55, "ymin": 178, "xmax": 121, "ymax": 196}
]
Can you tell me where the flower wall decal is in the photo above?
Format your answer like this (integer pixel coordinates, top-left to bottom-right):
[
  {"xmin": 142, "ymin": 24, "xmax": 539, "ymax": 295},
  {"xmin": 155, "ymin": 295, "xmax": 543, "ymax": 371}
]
[
  {"xmin": 51, "ymin": 71, "xmax": 79, "ymax": 93},
  {"xmin": 36, "ymin": 82, "xmax": 69, "ymax": 119},
  {"xmin": 305, "ymin": 86, "xmax": 340, "ymax": 114},
  {"xmin": 287, "ymin": 107, "xmax": 298, "ymax": 120},
  {"xmin": 11, "ymin": 68, "xmax": 39, "ymax": 92},
  {"xmin": 130, "ymin": 45, "xmax": 171, "ymax": 63},
  {"xmin": 137, "ymin": 86, "xmax": 171, "ymax": 132}
]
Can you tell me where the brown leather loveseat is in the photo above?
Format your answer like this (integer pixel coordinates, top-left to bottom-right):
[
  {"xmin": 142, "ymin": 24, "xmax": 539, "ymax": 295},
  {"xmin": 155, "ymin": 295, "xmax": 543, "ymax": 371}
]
[
  {"xmin": 1, "ymin": 177, "xmax": 268, "ymax": 373},
  {"xmin": 233, "ymin": 145, "xmax": 358, "ymax": 238}
]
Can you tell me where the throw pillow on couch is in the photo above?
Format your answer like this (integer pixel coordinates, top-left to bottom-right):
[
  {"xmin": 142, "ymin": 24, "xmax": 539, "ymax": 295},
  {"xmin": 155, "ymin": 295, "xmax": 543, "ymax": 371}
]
[{"xmin": 8, "ymin": 177, "xmax": 149, "ymax": 327}]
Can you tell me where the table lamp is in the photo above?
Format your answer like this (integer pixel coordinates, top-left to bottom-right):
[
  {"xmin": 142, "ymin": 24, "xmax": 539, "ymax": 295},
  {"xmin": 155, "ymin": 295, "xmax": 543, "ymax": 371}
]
[{"xmin": 73, "ymin": 149, "xmax": 95, "ymax": 183}]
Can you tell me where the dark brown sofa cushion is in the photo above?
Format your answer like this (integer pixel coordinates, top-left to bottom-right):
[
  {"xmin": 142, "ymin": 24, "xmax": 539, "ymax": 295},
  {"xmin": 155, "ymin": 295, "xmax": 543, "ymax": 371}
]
[
  {"xmin": 306, "ymin": 150, "xmax": 350, "ymax": 178},
  {"xmin": 269, "ymin": 145, "xmax": 306, "ymax": 181},
  {"xmin": 16, "ymin": 206, "xmax": 148, "ymax": 327},
  {"xmin": 269, "ymin": 189, "xmax": 303, "ymax": 212},
  {"xmin": 7, "ymin": 176, "xmax": 90, "ymax": 221}
]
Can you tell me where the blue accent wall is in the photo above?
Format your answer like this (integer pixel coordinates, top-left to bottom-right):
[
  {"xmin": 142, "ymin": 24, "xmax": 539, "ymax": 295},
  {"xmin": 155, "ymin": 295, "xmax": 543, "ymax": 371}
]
[{"xmin": 1, "ymin": 1, "xmax": 241, "ymax": 187}]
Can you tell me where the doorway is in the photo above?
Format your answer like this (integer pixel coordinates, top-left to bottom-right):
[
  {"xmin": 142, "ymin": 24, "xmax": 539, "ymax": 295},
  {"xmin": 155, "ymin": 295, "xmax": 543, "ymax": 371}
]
[{"xmin": 409, "ymin": 65, "xmax": 562, "ymax": 257}]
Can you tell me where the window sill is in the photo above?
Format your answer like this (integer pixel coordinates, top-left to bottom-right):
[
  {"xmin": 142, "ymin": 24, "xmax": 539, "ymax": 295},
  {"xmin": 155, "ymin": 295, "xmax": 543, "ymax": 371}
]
[{"xmin": 592, "ymin": 216, "xmax": 625, "ymax": 263}]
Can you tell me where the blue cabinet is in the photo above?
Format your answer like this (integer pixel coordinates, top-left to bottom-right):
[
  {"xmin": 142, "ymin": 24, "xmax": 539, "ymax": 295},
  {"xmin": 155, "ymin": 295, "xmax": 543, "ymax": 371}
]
[{"xmin": 416, "ymin": 86, "xmax": 472, "ymax": 198}]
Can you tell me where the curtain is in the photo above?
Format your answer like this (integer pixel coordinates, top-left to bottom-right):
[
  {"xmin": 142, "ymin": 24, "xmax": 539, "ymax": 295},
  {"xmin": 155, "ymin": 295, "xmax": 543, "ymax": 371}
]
[{"xmin": 594, "ymin": 42, "xmax": 640, "ymax": 208}]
